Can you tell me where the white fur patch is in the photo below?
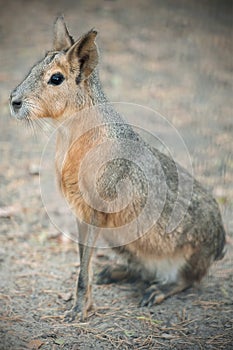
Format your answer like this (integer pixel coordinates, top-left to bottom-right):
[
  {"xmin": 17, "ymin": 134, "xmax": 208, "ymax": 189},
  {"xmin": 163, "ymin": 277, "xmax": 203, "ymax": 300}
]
[{"xmin": 142, "ymin": 256, "xmax": 186, "ymax": 284}]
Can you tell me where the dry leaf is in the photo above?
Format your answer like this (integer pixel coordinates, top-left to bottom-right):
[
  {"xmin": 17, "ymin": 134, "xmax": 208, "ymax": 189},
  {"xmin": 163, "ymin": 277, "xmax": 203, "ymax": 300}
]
[
  {"xmin": 58, "ymin": 292, "xmax": 72, "ymax": 302},
  {"xmin": 0, "ymin": 205, "xmax": 20, "ymax": 218},
  {"xmin": 27, "ymin": 339, "xmax": 44, "ymax": 349},
  {"xmin": 29, "ymin": 163, "xmax": 40, "ymax": 176}
]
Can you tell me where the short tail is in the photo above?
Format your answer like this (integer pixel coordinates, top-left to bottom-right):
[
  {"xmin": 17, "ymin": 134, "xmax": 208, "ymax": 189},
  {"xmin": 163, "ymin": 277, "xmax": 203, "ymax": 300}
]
[{"xmin": 214, "ymin": 225, "xmax": 227, "ymax": 261}]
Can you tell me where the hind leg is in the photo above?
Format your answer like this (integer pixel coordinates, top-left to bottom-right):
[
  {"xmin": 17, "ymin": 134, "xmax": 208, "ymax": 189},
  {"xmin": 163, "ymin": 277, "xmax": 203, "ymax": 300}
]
[
  {"xmin": 140, "ymin": 250, "xmax": 211, "ymax": 307},
  {"xmin": 96, "ymin": 264, "xmax": 137, "ymax": 284},
  {"xmin": 140, "ymin": 280, "xmax": 191, "ymax": 307}
]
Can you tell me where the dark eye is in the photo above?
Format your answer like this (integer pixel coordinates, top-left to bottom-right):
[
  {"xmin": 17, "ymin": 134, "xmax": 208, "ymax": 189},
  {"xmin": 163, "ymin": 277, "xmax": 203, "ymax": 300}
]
[{"xmin": 48, "ymin": 73, "xmax": 64, "ymax": 86}]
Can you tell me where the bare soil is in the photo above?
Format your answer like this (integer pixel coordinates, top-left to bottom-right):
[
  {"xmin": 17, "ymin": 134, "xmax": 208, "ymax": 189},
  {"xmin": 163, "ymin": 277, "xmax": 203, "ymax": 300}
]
[{"xmin": 0, "ymin": 1, "xmax": 232, "ymax": 349}]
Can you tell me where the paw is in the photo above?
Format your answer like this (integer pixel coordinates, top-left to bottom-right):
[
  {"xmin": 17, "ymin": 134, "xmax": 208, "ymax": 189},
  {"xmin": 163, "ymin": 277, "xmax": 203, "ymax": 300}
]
[
  {"xmin": 140, "ymin": 285, "xmax": 165, "ymax": 307},
  {"xmin": 63, "ymin": 305, "xmax": 80, "ymax": 323},
  {"xmin": 63, "ymin": 304, "xmax": 89, "ymax": 322},
  {"xmin": 96, "ymin": 265, "xmax": 129, "ymax": 284}
]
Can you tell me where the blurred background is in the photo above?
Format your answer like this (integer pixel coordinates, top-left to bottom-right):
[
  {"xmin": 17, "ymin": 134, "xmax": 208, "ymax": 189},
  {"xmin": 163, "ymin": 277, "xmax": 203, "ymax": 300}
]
[{"xmin": 0, "ymin": 1, "xmax": 232, "ymax": 348}]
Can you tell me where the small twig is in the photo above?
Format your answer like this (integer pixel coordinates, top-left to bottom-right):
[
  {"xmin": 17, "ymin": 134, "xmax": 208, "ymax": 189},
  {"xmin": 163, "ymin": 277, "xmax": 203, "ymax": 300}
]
[{"xmin": 40, "ymin": 315, "xmax": 63, "ymax": 320}]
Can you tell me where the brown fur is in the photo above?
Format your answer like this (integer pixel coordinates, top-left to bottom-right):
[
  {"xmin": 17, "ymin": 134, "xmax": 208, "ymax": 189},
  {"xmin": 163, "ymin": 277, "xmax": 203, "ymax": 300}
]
[{"xmin": 9, "ymin": 17, "xmax": 226, "ymax": 321}]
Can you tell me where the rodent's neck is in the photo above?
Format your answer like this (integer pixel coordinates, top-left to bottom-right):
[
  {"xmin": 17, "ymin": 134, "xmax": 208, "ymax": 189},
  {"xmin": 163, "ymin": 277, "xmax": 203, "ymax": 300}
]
[
  {"xmin": 88, "ymin": 69, "xmax": 108, "ymax": 105},
  {"xmin": 87, "ymin": 69, "xmax": 128, "ymax": 126}
]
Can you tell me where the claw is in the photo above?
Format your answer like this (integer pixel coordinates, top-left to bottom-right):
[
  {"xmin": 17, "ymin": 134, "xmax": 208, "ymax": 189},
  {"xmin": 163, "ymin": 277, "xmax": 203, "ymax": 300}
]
[
  {"xmin": 63, "ymin": 304, "xmax": 87, "ymax": 322},
  {"xmin": 140, "ymin": 285, "xmax": 165, "ymax": 307},
  {"xmin": 63, "ymin": 305, "xmax": 80, "ymax": 322}
]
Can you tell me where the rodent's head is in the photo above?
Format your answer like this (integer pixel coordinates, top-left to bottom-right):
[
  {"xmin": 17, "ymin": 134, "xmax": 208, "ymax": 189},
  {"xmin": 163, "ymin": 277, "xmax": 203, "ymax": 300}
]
[{"xmin": 9, "ymin": 17, "xmax": 98, "ymax": 121}]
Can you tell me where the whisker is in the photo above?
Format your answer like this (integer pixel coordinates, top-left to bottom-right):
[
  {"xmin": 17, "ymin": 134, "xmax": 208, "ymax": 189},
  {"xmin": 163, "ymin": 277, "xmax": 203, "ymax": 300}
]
[
  {"xmin": 23, "ymin": 117, "xmax": 31, "ymax": 136},
  {"xmin": 29, "ymin": 118, "xmax": 38, "ymax": 140},
  {"xmin": 27, "ymin": 117, "xmax": 35, "ymax": 137},
  {"xmin": 34, "ymin": 119, "xmax": 50, "ymax": 137},
  {"xmin": 22, "ymin": 99, "xmax": 59, "ymax": 137},
  {"xmin": 34, "ymin": 118, "xmax": 53, "ymax": 137}
]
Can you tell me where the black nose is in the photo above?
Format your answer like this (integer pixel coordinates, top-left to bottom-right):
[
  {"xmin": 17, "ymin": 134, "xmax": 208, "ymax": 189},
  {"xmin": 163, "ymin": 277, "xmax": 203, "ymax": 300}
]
[{"xmin": 11, "ymin": 99, "xmax": 22, "ymax": 112}]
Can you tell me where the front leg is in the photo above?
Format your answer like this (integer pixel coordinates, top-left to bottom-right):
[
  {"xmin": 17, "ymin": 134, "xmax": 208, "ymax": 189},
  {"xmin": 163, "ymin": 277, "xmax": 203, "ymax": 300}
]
[{"xmin": 64, "ymin": 220, "xmax": 98, "ymax": 322}]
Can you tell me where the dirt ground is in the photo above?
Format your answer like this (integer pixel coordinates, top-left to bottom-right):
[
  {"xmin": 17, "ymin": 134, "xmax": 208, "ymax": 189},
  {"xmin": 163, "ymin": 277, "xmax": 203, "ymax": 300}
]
[{"xmin": 0, "ymin": 0, "xmax": 233, "ymax": 349}]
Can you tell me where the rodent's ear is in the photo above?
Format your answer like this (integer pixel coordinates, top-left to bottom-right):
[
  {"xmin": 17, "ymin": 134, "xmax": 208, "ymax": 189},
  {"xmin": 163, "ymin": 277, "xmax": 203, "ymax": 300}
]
[
  {"xmin": 53, "ymin": 16, "xmax": 74, "ymax": 51},
  {"xmin": 66, "ymin": 29, "xmax": 98, "ymax": 83}
]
